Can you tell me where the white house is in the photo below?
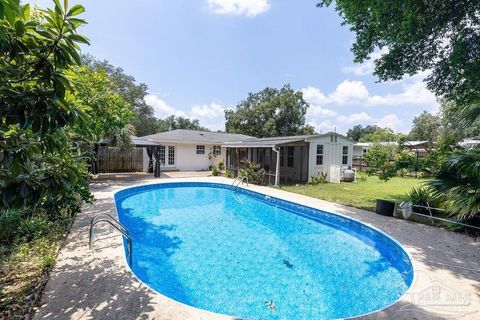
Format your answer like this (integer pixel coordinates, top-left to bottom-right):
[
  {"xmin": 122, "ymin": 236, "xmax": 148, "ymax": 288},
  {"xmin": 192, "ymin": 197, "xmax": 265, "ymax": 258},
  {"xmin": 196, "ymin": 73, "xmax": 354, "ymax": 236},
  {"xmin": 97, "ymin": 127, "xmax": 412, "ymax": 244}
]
[
  {"xmin": 138, "ymin": 130, "xmax": 354, "ymax": 185},
  {"xmin": 141, "ymin": 130, "xmax": 252, "ymax": 171}
]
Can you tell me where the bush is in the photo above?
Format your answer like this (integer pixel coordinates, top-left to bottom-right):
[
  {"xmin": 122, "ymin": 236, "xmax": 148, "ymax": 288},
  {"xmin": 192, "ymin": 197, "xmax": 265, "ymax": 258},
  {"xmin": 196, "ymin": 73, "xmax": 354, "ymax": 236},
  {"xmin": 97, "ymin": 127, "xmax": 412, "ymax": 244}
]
[
  {"xmin": 211, "ymin": 166, "xmax": 220, "ymax": 176},
  {"xmin": 311, "ymin": 172, "xmax": 328, "ymax": 185},
  {"xmin": 407, "ymin": 187, "xmax": 444, "ymax": 208},
  {"xmin": 225, "ymin": 168, "xmax": 234, "ymax": 178},
  {"xmin": 217, "ymin": 160, "xmax": 225, "ymax": 171},
  {"xmin": 239, "ymin": 160, "xmax": 265, "ymax": 184}
]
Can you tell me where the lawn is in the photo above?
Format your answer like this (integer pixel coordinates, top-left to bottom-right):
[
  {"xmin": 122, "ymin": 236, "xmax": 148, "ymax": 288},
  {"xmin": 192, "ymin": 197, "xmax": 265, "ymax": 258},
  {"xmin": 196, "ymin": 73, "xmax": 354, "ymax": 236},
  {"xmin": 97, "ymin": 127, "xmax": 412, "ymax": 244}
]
[{"xmin": 280, "ymin": 176, "xmax": 429, "ymax": 212}]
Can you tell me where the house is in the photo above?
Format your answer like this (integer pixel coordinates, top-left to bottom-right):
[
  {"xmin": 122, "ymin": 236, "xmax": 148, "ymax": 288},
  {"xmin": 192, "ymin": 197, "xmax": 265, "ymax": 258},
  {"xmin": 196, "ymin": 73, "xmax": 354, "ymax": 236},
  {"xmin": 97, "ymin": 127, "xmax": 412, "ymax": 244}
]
[
  {"xmin": 137, "ymin": 130, "xmax": 354, "ymax": 185},
  {"xmin": 223, "ymin": 132, "xmax": 354, "ymax": 185},
  {"xmin": 141, "ymin": 130, "xmax": 252, "ymax": 171}
]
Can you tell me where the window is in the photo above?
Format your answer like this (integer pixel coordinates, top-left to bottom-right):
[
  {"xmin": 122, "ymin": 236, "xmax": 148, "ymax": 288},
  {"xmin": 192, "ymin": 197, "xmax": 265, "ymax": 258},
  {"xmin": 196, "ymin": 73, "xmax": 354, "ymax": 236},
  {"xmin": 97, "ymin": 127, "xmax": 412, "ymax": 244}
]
[
  {"xmin": 159, "ymin": 146, "xmax": 165, "ymax": 164},
  {"xmin": 287, "ymin": 146, "xmax": 294, "ymax": 168},
  {"xmin": 196, "ymin": 145, "xmax": 205, "ymax": 155},
  {"xmin": 213, "ymin": 145, "xmax": 221, "ymax": 156},
  {"xmin": 316, "ymin": 144, "xmax": 324, "ymax": 165},
  {"xmin": 330, "ymin": 134, "xmax": 337, "ymax": 143},
  {"xmin": 168, "ymin": 146, "xmax": 175, "ymax": 165},
  {"xmin": 342, "ymin": 146, "xmax": 349, "ymax": 165},
  {"xmin": 280, "ymin": 147, "xmax": 285, "ymax": 166}
]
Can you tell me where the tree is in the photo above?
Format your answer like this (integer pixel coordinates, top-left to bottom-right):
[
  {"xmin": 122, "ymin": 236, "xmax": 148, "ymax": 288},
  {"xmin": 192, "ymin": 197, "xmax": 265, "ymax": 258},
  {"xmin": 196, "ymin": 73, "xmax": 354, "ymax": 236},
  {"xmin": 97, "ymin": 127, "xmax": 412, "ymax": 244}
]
[
  {"xmin": 359, "ymin": 127, "xmax": 404, "ymax": 143},
  {"xmin": 72, "ymin": 66, "xmax": 134, "ymax": 145},
  {"xmin": 364, "ymin": 144, "xmax": 396, "ymax": 182},
  {"xmin": 408, "ymin": 111, "xmax": 442, "ymax": 144},
  {"xmin": 225, "ymin": 84, "xmax": 315, "ymax": 138},
  {"xmin": 0, "ymin": 0, "xmax": 93, "ymax": 213},
  {"xmin": 319, "ymin": 0, "xmax": 480, "ymax": 107},
  {"xmin": 440, "ymin": 100, "xmax": 480, "ymax": 143},
  {"xmin": 82, "ymin": 55, "xmax": 160, "ymax": 136},
  {"xmin": 157, "ymin": 115, "xmax": 210, "ymax": 132},
  {"xmin": 346, "ymin": 125, "xmax": 379, "ymax": 142}
]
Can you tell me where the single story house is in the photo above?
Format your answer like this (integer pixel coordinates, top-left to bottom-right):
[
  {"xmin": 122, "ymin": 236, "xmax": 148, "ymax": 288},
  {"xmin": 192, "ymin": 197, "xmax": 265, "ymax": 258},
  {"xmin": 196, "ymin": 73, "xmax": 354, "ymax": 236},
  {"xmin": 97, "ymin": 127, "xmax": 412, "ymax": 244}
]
[
  {"xmin": 458, "ymin": 136, "xmax": 480, "ymax": 149},
  {"xmin": 136, "ymin": 130, "xmax": 354, "ymax": 185},
  {"xmin": 141, "ymin": 130, "xmax": 252, "ymax": 171}
]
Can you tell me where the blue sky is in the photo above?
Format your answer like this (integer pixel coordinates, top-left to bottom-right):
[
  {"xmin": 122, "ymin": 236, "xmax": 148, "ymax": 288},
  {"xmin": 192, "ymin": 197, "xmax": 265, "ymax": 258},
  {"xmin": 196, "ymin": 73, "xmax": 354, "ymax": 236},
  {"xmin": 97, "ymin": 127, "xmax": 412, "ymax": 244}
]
[{"xmin": 30, "ymin": 0, "xmax": 439, "ymax": 133}]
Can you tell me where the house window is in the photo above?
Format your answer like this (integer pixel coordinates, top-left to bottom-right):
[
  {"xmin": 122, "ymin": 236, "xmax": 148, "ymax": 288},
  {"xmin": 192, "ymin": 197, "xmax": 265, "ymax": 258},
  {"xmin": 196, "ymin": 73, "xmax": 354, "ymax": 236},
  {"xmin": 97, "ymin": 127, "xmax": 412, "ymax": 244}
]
[
  {"xmin": 342, "ymin": 146, "xmax": 349, "ymax": 165},
  {"xmin": 168, "ymin": 146, "xmax": 175, "ymax": 165},
  {"xmin": 159, "ymin": 145, "xmax": 165, "ymax": 164},
  {"xmin": 287, "ymin": 146, "xmax": 294, "ymax": 167},
  {"xmin": 316, "ymin": 144, "xmax": 324, "ymax": 165},
  {"xmin": 196, "ymin": 145, "xmax": 205, "ymax": 155},
  {"xmin": 213, "ymin": 145, "xmax": 221, "ymax": 156}
]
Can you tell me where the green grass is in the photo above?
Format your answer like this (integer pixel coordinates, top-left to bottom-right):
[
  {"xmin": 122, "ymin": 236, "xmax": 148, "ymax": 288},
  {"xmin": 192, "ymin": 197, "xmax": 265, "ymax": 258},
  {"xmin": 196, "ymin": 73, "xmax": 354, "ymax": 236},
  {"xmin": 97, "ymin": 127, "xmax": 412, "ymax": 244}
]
[{"xmin": 280, "ymin": 176, "xmax": 429, "ymax": 212}]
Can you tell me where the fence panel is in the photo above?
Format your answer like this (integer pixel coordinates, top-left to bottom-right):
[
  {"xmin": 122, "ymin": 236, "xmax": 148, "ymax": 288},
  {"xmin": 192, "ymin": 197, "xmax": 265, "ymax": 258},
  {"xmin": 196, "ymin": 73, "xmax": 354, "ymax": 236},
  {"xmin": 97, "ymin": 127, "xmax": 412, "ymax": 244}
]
[{"xmin": 96, "ymin": 147, "xmax": 144, "ymax": 173}]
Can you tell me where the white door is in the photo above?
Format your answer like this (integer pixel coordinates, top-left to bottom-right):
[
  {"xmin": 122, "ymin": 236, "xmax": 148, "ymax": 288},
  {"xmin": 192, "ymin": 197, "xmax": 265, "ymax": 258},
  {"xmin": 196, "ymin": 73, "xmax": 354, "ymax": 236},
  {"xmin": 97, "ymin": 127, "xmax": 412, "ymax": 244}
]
[{"xmin": 158, "ymin": 145, "xmax": 176, "ymax": 168}]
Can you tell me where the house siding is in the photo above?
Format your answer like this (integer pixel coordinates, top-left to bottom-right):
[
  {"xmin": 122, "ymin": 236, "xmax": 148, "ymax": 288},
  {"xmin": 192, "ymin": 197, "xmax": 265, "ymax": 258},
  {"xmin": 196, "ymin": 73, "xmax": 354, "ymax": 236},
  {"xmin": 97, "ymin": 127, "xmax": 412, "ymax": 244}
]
[{"xmin": 307, "ymin": 134, "xmax": 353, "ymax": 182}]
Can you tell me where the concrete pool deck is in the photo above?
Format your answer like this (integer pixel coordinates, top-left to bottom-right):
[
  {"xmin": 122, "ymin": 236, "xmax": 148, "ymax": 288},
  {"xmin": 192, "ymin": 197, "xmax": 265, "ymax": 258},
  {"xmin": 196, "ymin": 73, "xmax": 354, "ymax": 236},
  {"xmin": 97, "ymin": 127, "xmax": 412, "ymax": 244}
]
[{"xmin": 34, "ymin": 176, "xmax": 479, "ymax": 320}]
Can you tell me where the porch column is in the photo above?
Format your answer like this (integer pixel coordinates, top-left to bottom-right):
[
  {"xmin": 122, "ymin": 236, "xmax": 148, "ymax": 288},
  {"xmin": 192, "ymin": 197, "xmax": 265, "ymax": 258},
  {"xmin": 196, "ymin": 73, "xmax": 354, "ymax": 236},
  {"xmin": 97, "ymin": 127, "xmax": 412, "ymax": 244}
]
[{"xmin": 272, "ymin": 146, "xmax": 280, "ymax": 186}]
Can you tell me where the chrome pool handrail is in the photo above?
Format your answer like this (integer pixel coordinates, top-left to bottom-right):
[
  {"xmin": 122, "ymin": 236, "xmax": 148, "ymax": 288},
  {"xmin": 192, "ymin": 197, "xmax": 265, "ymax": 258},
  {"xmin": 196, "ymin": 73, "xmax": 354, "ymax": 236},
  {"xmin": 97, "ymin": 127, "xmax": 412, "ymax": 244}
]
[
  {"xmin": 232, "ymin": 176, "xmax": 249, "ymax": 187},
  {"xmin": 89, "ymin": 214, "xmax": 132, "ymax": 264}
]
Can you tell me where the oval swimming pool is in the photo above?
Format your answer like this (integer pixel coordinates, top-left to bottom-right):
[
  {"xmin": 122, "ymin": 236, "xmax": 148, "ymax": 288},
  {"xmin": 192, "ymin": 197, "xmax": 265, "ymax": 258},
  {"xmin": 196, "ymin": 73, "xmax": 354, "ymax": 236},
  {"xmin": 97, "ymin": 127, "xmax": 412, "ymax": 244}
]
[{"xmin": 114, "ymin": 182, "xmax": 413, "ymax": 320}]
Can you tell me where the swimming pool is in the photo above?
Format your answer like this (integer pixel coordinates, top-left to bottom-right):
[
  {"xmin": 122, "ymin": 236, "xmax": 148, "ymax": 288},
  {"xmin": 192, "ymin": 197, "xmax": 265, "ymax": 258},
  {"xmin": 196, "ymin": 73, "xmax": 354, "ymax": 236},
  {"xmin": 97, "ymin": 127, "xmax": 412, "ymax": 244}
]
[{"xmin": 114, "ymin": 182, "xmax": 414, "ymax": 320}]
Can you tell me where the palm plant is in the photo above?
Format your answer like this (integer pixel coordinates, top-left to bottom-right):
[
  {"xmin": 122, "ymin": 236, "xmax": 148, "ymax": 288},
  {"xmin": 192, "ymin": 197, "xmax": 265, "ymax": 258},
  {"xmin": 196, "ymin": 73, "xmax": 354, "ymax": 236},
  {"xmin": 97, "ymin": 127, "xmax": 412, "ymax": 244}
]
[{"xmin": 429, "ymin": 145, "xmax": 480, "ymax": 220}]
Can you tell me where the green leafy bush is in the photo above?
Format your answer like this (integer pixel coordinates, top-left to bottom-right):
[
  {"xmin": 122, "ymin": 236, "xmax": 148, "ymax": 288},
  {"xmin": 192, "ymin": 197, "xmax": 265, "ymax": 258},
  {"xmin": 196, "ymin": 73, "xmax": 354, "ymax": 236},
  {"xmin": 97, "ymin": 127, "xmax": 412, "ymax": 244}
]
[
  {"xmin": 239, "ymin": 160, "xmax": 265, "ymax": 185},
  {"xmin": 211, "ymin": 166, "xmax": 220, "ymax": 176},
  {"xmin": 225, "ymin": 168, "xmax": 234, "ymax": 178},
  {"xmin": 311, "ymin": 172, "xmax": 328, "ymax": 185},
  {"xmin": 217, "ymin": 160, "xmax": 225, "ymax": 171}
]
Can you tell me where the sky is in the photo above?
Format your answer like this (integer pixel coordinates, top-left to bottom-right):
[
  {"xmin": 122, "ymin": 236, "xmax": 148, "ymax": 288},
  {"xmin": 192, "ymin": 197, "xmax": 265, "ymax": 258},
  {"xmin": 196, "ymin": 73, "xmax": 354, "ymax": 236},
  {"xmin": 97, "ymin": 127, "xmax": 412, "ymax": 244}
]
[{"xmin": 30, "ymin": 0, "xmax": 439, "ymax": 134}]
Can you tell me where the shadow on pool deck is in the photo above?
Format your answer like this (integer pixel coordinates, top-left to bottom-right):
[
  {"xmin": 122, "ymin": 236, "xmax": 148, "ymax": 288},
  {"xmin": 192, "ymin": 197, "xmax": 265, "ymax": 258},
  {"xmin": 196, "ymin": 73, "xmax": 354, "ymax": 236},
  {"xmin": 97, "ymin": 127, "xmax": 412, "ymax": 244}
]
[{"xmin": 34, "ymin": 177, "xmax": 480, "ymax": 320}]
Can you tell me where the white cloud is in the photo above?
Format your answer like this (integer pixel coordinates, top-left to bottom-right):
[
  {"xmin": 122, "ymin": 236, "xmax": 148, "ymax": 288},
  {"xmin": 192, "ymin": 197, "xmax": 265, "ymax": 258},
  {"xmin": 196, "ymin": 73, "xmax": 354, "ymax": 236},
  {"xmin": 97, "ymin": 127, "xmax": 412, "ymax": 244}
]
[
  {"xmin": 207, "ymin": 0, "xmax": 270, "ymax": 17},
  {"xmin": 190, "ymin": 102, "xmax": 226, "ymax": 131},
  {"xmin": 145, "ymin": 95, "xmax": 226, "ymax": 131},
  {"xmin": 374, "ymin": 114, "xmax": 403, "ymax": 132},
  {"xmin": 367, "ymin": 79, "xmax": 437, "ymax": 107},
  {"xmin": 145, "ymin": 94, "xmax": 186, "ymax": 118},
  {"xmin": 343, "ymin": 47, "xmax": 389, "ymax": 76},
  {"xmin": 307, "ymin": 119, "xmax": 337, "ymax": 133},
  {"xmin": 329, "ymin": 80, "xmax": 369, "ymax": 104},
  {"xmin": 337, "ymin": 112, "xmax": 373, "ymax": 124},
  {"xmin": 301, "ymin": 86, "xmax": 329, "ymax": 105}
]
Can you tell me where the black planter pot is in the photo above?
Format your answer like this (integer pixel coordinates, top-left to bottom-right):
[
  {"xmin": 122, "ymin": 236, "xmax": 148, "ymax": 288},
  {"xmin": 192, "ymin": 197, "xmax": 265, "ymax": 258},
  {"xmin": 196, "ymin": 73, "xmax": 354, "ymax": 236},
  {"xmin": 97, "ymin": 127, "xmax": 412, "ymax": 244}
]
[{"xmin": 376, "ymin": 199, "xmax": 396, "ymax": 216}]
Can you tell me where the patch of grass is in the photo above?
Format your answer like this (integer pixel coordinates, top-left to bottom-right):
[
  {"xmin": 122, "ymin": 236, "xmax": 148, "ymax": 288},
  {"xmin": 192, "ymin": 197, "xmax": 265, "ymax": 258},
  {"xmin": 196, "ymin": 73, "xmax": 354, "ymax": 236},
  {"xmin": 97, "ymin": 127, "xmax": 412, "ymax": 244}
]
[
  {"xmin": 0, "ymin": 215, "xmax": 72, "ymax": 319},
  {"xmin": 281, "ymin": 176, "xmax": 429, "ymax": 212}
]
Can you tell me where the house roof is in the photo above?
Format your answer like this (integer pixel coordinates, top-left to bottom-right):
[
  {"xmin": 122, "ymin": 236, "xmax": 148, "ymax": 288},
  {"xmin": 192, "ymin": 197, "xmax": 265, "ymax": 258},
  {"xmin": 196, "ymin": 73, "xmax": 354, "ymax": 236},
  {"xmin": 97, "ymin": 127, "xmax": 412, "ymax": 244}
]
[
  {"xmin": 131, "ymin": 136, "xmax": 160, "ymax": 147},
  {"xmin": 223, "ymin": 132, "xmax": 353, "ymax": 148},
  {"xmin": 141, "ymin": 129, "xmax": 253, "ymax": 144},
  {"xmin": 354, "ymin": 141, "xmax": 429, "ymax": 147}
]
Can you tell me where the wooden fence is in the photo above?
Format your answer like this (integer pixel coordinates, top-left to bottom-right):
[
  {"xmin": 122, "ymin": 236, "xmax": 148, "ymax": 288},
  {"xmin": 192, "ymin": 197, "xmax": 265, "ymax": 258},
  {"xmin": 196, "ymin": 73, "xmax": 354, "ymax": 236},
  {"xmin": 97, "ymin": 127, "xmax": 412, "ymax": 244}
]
[{"xmin": 95, "ymin": 147, "xmax": 144, "ymax": 173}]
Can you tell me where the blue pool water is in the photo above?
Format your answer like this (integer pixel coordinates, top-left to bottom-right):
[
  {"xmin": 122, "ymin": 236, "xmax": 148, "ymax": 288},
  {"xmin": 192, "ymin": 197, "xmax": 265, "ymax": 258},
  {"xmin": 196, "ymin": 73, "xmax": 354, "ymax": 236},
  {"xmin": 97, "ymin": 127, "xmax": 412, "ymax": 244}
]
[{"xmin": 115, "ymin": 182, "xmax": 413, "ymax": 320}]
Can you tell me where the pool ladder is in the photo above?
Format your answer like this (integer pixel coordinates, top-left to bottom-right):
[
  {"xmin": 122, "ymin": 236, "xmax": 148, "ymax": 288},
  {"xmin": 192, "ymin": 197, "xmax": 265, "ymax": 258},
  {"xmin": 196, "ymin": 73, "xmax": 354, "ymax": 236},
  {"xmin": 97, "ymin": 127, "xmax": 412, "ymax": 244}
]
[
  {"xmin": 89, "ymin": 213, "xmax": 133, "ymax": 264},
  {"xmin": 232, "ymin": 175, "xmax": 249, "ymax": 188}
]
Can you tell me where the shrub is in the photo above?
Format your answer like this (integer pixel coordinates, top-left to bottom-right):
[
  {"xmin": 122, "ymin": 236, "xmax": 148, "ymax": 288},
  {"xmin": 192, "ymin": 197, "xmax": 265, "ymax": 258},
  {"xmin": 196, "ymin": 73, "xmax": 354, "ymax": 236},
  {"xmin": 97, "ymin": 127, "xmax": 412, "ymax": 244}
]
[
  {"xmin": 311, "ymin": 172, "xmax": 328, "ymax": 185},
  {"xmin": 211, "ymin": 166, "xmax": 220, "ymax": 176},
  {"xmin": 407, "ymin": 187, "xmax": 444, "ymax": 208},
  {"xmin": 239, "ymin": 160, "xmax": 265, "ymax": 184},
  {"xmin": 225, "ymin": 168, "xmax": 234, "ymax": 178},
  {"xmin": 217, "ymin": 160, "xmax": 225, "ymax": 171}
]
